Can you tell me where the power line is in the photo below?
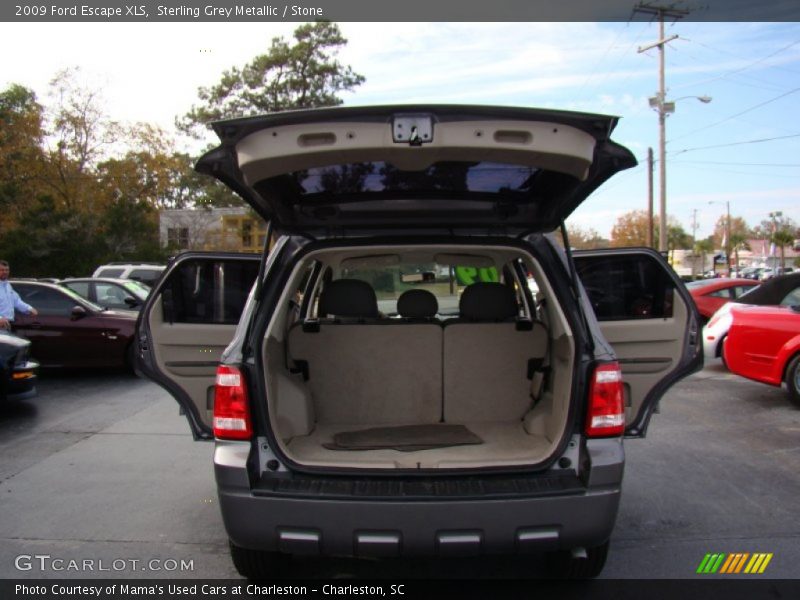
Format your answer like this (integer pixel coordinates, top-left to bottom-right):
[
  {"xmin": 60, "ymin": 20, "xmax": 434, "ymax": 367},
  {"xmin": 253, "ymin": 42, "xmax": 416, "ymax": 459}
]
[
  {"xmin": 670, "ymin": 132, "xmax": 800, "ymax": 155},
  {"xmin": 668, "ymin": 86, "xmax": 800, "ymax": 143},
  {"xmin": 670, "ymin": 160, "xmax": 800, "ymax": 167}
]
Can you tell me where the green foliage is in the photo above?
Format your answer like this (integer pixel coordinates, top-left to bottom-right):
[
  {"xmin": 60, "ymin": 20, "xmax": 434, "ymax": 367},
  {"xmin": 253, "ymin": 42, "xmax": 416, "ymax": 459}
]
[{"xmin": 178, "ymin": 22, "xmax": 365, "ymax": 137}]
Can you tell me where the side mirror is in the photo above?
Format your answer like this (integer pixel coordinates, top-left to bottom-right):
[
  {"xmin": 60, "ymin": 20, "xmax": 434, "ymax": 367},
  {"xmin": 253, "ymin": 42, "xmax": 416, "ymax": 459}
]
[
  {"xmin": 124, "ymin": 297, "xmax": 140, "ymax": 308},
  {"xmin": 71, "ymin": 305, "xmax": 88, "ymax": 321}
]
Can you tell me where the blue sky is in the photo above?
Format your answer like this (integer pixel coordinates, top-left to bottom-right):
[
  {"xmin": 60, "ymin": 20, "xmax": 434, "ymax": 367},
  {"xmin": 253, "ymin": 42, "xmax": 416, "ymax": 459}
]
[{"xmin": 2, "ymin": 21, "xmax": 798, "ymax": 239}]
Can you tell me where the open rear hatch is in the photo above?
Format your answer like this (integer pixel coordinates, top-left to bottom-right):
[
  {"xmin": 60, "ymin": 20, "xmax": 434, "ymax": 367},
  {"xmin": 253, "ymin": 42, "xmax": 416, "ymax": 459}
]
[{"xmin": 196, "ymin": 105, "xmax": 636, "ymax": 234}]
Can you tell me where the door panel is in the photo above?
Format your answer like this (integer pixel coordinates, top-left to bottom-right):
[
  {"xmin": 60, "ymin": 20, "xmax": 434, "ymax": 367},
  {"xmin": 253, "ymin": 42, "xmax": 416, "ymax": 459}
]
[
  {"xmin": 137, "ymin": 253, "xmax": 261, "ymax": 439},
  {"xmin": 574, "ymin": 249, "xmax": 702, "ymax": 437}
]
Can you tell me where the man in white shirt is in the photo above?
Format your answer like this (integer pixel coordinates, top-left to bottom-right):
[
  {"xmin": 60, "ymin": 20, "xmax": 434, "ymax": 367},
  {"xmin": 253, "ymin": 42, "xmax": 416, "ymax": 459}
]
[{"xmin": 0, "ymin": 260, "xmax": 38, "ymax": 334}]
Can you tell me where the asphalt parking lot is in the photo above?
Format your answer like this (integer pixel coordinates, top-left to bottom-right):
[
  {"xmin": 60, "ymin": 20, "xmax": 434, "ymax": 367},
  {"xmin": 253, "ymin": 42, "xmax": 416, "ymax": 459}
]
[{"xmin": 0, "ymin": 361, "xmax": 798, "ymax": 580}]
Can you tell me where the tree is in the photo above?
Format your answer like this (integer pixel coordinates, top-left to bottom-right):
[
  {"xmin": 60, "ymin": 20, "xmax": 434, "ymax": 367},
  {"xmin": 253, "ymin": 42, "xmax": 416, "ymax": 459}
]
[
  {"xmin": 712, "ymin": 215, "xmax": 750, "ymax": 249},
  {"xmin": 773, "ymin": 229, "xmax": 796, "ymax": 269},
  {"xmin": 610, "ymin": 210, "xmax": 651, "ymax": 248},
  {"xmin": 567, "ymin": 225, "xmax": 608, "ymax": 249},
  {"xmin": 729, "ymin": 232, "xmax": 750, "ymax": 273},
  {"xmin": 178, "ymin": 22, "xmax": 365, "ymax": 138},
  {"xmin": 694, "ymin": 238, "xmax": 715, "ymax": 277},
  {"xmin": 753, "ymin": 215, "xmax": 799, "ymax": 269},
  {"xmin": 610, "ymin": 210, "xmax": 691, "ymax": 255},
  {"xmin": 0, "ymin": 84, "xmax": 46, "ymax": 229}
]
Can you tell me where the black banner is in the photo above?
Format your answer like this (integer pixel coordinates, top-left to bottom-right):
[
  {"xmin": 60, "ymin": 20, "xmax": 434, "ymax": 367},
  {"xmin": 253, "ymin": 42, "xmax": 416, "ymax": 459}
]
[{"xmin": 3, "ymin": 579, "xmax": 800, "ymax": 600}]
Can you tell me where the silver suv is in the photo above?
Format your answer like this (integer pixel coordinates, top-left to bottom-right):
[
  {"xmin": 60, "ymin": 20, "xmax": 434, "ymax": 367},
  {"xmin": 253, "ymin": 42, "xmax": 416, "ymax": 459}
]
[{"xmin": 136, "ymin": 106, "xmax": 701, "ymax": 578}]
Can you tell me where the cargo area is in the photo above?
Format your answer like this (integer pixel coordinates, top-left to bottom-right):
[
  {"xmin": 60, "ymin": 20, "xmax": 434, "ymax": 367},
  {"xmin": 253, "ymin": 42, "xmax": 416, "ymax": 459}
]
[{"xmin": 262, "ymin": 245, "xmax": 575, "ymax": 470}]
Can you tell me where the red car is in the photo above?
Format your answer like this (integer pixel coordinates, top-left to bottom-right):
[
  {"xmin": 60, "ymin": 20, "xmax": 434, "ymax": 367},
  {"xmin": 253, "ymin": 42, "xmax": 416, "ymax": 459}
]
[
  {"xmin": 724, "ymin": 304, "xmax": 800, "ymax": 407},
  {"xmin": 686, "ymin": 278, "xmax": 759, "ymax": 322}
]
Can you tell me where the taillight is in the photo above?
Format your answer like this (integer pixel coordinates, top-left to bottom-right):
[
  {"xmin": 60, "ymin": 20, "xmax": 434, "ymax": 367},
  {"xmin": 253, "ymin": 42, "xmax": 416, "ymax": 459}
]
[
  {"xmin": 213, "ymin": 365, "xmax": 252, "ymax": 440},
  {"xmin": 585, "ymin": 362, "xmax": 625, "ymax": 437}
]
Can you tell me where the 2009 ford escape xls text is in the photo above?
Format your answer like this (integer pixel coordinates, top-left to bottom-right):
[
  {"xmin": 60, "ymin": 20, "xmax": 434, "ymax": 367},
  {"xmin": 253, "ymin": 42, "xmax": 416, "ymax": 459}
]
[{"xmin": 135, "ymin": 105, "xmax": 701, "ymax": 579}]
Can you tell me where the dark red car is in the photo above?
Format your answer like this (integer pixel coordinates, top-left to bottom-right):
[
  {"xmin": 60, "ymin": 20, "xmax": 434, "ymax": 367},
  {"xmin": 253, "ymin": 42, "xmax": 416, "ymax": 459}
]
[
  {"xmin": 10, "ymin": 281, "xmax": 137, "ymax": 369},
  {"xmin": 686, "ymin": 278, "xmax": 759, "ymax": 322},
  {"xmin": 724, "ymin": 304, "xmax": 800, "ymax": 407}
]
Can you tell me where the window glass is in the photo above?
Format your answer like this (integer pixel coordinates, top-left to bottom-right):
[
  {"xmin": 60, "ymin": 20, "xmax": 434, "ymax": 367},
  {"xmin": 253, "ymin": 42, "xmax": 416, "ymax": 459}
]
[
  {"xmin": 122, "ymin": 280, "xmax": 151, "ymax": 299},
  {"xmin": 96, "ymin": 283, "xmax": 133, "ymax": 309},
  {"xmin": 63, "ymin": 281, "xmax": 90, "ymax": 299},
  {"xmin": 708, "ymin": 289, "xmax": 732, "ymax": 299},
  {"xmin": 732, "ymin": 285, "xmax": 757, "ymax": 299},
  {"xmin": 97, "ymin": 268, "xmax": 124, "ymax": 278},
  {"xmin": 335, "ymin": 260, "xmax": 505, "ymax": 317},
  {"xmin": 575, "ymin": 254, "xmax": 675, "ymax": 321},
  {"xmin": 163, "ymin": 260, "xmax": 259, "ymax": 324},
  {"xmin": 780, "ymin": 288, "xmax": 800, "ymax": 306},
  {"xmin": 128, "ymin": 269, "xmax": 163, "ymax": 285},
  {"xmin": 15, "ymin": 285, "xmax": 82, "ymax": 316}
]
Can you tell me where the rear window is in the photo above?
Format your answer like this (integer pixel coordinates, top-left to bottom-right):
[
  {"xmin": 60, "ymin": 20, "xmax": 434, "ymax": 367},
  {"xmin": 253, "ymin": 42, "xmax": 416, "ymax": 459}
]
[
  {"xmin": 96, "ymin": 268, "xmax": 124, "ymax": 278},
  {"xmin": 289, "ymin": 161, "xmax": 541, "ymax": 196},
  {"xmin": 322, "ymin": 259, "xmax": 511, "ymax": 318}
]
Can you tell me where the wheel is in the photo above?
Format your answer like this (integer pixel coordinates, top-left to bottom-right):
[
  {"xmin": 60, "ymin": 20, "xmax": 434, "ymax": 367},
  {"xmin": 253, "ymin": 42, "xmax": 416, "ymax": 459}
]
[
  {"xmin": 545, "ymin": 540, "xmax": 609, "ymax": 579},
  {"xmin": 786, "ymin": 355, "xmax": 800, "ymax": 408},
  {"xmin": 229, "ymin": 540, "xmax": 290, "ymax": 580}
]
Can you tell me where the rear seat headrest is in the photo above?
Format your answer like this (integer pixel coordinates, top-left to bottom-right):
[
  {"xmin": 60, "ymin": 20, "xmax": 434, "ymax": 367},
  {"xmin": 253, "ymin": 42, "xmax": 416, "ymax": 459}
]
[
  {"xmin": 319, "ymin": 279, "xmax": 379, "ymax": 318},
  {"xmin": 397, "ymin": 289, "xmax": 439, "ymax": 319},
  {"xmin": 459, "ymin": 282, "xmax": 518, "ymax": 321}
]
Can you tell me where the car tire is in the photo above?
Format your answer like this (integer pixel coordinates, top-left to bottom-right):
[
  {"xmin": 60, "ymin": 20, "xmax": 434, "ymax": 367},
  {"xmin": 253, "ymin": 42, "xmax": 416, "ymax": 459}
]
[
  {"xmin": 786, "ymin": 355, "xmax": 800, "ymax": 408},
  {"xmin": 229, "ymin": 540, "xmax": 290, "ymax": 580},
  {"xmin": 545, "ymin": 540, "xmax": 609, "ymax": 579}
]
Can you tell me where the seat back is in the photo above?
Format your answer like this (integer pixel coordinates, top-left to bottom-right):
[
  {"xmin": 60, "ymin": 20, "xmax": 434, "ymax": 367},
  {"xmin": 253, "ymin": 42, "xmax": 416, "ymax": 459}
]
[{"xmin": 443, "ymin": 283, "xmax": 548, "ymax": 422}]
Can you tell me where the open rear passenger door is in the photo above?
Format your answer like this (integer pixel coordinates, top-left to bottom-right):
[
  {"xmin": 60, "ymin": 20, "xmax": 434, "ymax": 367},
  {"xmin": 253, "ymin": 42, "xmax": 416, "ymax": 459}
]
[
  {"xmin": 573, "ymin": 248, "xmax": 702, "ymax": 437},
  {"xmin": 136, "ymin": 253, "xmax": 261, "ymax": 440}
]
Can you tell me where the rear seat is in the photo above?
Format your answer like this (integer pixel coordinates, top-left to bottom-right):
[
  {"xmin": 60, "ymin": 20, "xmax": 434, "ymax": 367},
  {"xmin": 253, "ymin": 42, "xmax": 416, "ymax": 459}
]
[
  {"xmin": 288, "ymin": 280, "xmax": 548, "ymax": 428},
  {"xmin": 288, "ymin": 281, "xmax": 443, "ymax": 425},
  {"xmin": 442, "ymin": 283, "xmax": 548, "ymax": 422}
]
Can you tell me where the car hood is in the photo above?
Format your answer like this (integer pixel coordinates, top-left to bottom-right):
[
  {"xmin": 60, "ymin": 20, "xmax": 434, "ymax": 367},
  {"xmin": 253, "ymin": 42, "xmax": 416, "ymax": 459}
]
[{"xmin": 196, "ymin": 105, "xmax": 637, "ymax": 234}]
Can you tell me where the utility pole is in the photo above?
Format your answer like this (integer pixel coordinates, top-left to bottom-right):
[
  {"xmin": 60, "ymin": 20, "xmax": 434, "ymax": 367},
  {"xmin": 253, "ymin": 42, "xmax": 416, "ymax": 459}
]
[
  {"xmin": 635, "ymin": 2, "xmax": 690, "ymax": 254},
  {"xmin": 690, "ymin": 208, "xmax": 698, "ymax": 278},
  {"xmin": 647, "ymin": 147, "xmax": 654, "ymax": 249}
]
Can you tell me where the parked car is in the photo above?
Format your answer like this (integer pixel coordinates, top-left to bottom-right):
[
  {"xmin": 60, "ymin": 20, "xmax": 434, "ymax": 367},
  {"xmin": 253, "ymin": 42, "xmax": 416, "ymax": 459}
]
[
  {"xmin": 724, "ymin": 304, "xmax": 800, "ymax": 407},
  {"xmin": 11, "ymin": 281, "xmax": 137, "ymax": 369},
  {"xmin": 60, "ymin": 277, "xmax": 151, "ymax": 312},
  {"xmin": 92, "ymin": 263, "xmax": 165, "ymax": 287},
  {"xmin": 685, "ymin": 278, "xmax": 759, "ymax": 323},
  {"xmin": 135, "ymin": 105, "xmax": 701, "ymax": 579},
  {"xmin": 760, "ymin": 266, "xmax": 795, "ymax": 281},
  {"xmin": 703, "ymin": 272, "xmax": 800, "ymax": 364},
  {"xmin": 0, "ymin": 334, "xmax": 38, "ymax": 403}
]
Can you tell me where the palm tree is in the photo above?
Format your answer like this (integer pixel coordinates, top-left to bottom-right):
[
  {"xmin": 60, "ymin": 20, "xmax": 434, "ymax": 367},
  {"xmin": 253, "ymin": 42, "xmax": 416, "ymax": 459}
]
[
  {"xmin": 729, "ymin": 233, "xmax": 750, "ymax": 276},
  {"xmin": 773, "ymin": 230, "xmax": 795, "ymax": 270},
  {"xmin": 694, "ymin": 238, "xmax": 715, "ymax": 278}
]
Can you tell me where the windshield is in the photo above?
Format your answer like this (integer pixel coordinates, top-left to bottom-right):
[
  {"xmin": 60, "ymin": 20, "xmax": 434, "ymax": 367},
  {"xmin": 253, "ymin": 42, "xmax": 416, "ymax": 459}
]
[{"xmin": 123, "ymin": 280, "xmax": 151, "ymax": 299}]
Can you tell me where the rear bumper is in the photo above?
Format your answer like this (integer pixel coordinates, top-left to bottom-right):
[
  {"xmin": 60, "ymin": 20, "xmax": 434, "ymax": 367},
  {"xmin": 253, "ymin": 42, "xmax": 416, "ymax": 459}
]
[{"xmin": 214, "ymin": 439, "xmax": 624, "ymax": 557}]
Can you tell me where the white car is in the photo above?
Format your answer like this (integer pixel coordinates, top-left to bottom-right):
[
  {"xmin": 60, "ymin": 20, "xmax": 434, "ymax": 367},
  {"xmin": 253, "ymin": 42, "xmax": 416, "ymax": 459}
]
[{"xmin": 702, "ymin": 302, "xmax": 737, "ymax": 363}]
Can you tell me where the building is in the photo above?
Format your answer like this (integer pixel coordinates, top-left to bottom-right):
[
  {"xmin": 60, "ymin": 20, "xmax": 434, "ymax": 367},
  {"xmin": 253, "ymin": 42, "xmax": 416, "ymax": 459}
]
[{"xmin": 159, "ymin": 207, "xmax": 267, "ymax": 253}]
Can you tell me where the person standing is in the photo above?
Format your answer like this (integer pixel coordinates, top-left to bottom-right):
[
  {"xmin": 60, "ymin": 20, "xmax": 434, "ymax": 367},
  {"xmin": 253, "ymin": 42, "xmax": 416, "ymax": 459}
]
[{"xmin": 0, "ymin": 260, "xmax": 38, "ymax": 334}]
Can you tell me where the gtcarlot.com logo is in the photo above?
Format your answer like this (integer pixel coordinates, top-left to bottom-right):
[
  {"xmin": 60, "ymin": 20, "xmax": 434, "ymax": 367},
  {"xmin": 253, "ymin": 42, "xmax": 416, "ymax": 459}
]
[
  {"xmin": 696, "ymin": 552, "xmax": 773, "ymax": 574},
  {"xmin": 15, "ymin": 554, "xmax": 194, "ymax": 573}
]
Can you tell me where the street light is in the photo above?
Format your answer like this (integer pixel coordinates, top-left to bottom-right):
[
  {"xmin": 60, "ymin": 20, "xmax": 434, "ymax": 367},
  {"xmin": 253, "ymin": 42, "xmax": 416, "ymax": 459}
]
[
  {"xmin": 708, "ymin": 200, "xmax": 731, "ymax": 277},
  {"xmin": 769, "ymin": 211, "xmax": 783, "ymax": 270},
  {"xmin": 649, "ymin": 94, "xmax": 712, "ymax": 253}
]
